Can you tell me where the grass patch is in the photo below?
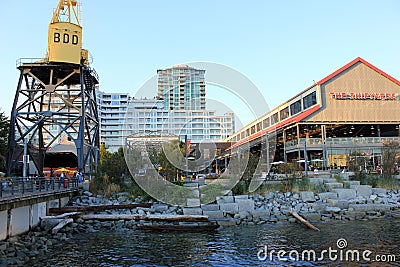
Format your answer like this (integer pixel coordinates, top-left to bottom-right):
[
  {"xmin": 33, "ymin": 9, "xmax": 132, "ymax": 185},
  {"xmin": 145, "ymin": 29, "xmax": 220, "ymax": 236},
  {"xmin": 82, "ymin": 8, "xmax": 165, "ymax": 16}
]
[
  {"xmin": 376, "ymin": 177, "xmax": 400, "ymax": 190},
  {"xmin": 200, "ymin": 184, "xmax": 226, "ymax": 204},
  {"xmin": 256, "ymin": 178, "xmax": 327, "ymax": 194},
  {"xmin": 256, "ymin": 183, "xmax": 281, "ymax": 194},
  {"xmin": 351, "ymin": 173, "xmax": 400, "ymax": 190}
]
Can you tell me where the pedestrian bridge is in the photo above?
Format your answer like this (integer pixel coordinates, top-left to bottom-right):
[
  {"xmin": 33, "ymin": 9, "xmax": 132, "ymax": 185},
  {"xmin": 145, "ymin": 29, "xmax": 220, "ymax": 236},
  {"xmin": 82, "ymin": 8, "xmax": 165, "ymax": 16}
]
[{"xmin": 0, "ymin": 177, "xmax": 80, "ymax": 240}]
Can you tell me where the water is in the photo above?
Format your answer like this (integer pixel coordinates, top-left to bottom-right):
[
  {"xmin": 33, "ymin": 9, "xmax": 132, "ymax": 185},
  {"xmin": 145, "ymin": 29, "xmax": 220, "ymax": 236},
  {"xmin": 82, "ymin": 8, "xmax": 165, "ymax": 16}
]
[{"xmin": 28, "ymin": 219, "xmax": 400, "ymax": 266}]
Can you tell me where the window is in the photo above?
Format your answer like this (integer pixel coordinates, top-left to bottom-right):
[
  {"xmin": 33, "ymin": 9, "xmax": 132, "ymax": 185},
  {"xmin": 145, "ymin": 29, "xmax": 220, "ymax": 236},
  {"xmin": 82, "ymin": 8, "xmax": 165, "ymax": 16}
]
[
  {"xmin": 303, "ymin": 91, "xmax": 317, "ymax": 109},
  {"xmin": 290, "ymin": 100, "xmax": 302, "ymax": 115},
  {"xmin": 263, "ymin": 118, "xmax": 270, "ymax": 128},
  {"xmin": 280, "ymin": 107, "xmax": 289, "ymax": 120},
  {"xmin": 271, "ymin": 113, "xmax": 279, "ymax": 124},
  {"xmin": 256, "ymin": 122, "xmax": 261, "ymax": 132}
]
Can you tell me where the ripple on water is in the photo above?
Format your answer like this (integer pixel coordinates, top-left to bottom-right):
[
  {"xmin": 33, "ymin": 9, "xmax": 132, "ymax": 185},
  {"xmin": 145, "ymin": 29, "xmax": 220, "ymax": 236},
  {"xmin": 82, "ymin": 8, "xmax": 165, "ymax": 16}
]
[{"xmin": 27, "ymin": 219, "xmax": 400, "ymax": 267}]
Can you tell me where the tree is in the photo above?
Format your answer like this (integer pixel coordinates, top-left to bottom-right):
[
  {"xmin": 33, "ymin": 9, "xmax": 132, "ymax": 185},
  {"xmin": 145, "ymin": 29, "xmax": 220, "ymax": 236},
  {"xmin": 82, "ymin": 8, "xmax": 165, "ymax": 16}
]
[
  {"xmin": 348, "ymin": 150, "xmax": 368, "ymax": 174},
  {"xmin": 381, "ymin": 141, "xmax": 400, "ymax": 178},
  {"xmin": 99, "ymin": 143, "xmax": 111, "ymax": 165},
  {"xmin": 0, "ymin": 110, "xmax": 10, "ymax": 172},
  {"xmin": 100, "ymin": 147, "xmax": 130, "ymax": 184},
  {"xmin": 157, "ymin": 140, "xmax": 185, "ymax": 181}
]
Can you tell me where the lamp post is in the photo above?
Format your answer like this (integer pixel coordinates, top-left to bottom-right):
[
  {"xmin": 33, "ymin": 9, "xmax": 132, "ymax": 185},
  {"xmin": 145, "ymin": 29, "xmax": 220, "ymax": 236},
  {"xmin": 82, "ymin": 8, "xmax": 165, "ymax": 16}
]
[
  {"xmin": 304, "ymin": 139, "xmax": 308, "ymax": 177},
  {"xmin": 265, "ymin": 132, "xmax": 270, "ymax": 175},
  {"xmin": 184, "ymin": 134, "xmax": 188, "ymax": 181}
]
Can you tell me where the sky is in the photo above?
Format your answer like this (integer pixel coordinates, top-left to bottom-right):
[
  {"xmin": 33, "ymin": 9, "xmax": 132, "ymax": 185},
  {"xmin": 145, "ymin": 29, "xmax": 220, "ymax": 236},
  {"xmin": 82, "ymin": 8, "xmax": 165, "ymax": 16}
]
[{"xmin": 1, "ymin": 0, "xmax": 400, "ymax": 127}]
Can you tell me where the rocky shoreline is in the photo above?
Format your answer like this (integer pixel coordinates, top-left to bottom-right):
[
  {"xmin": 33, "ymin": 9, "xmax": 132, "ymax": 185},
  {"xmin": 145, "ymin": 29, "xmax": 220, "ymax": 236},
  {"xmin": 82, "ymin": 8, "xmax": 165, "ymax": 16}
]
[{"xmin": 1, "ymin": 186, "xmax": 400, "ymax": 266}]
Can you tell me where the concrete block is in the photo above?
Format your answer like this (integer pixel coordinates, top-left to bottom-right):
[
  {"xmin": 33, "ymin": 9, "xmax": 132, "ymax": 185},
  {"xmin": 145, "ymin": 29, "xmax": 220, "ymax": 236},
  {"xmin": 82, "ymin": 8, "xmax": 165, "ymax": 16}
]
[
  {"xmin": 183, "ymin": 182, "xmax": 199, "ymax": 187},
  {"xmin": 309, "ymin": 202, "xmax": 328, "ymax": 212},
  {"xmin": 333, "ymin": 188, "xmax": 356, "ymax": 199},
  {"xmin": 236, "ymin": 199, "xmax": 255, "ymax": 212},
  {"xmin": 350, "ymin": 185, "xmax": 372, "ymax": 198},
  {"xmin": 327, "ymin": 198, "xmax": 349, "ymax": 209},
  {"xmin": 318, "ymin": 192, "xmax": 338, "ymax": 201},
  {"xmin": 182, "ymin": 207, "xmax": 203, "ymax": 215},
  {"xmin": 300, "ymin": 191, "xmax": 315, "ymax": 202},
  {"xmin": 323, "ymin": 178, "xmax": 337, "ymax": 183},
  {"xmin": 373, "ymin": 204, "xmax": 392, "ymax": 212},
  {"xmin": 219, "ymin": 203, "xmax": 239, "ymax": 213},
  {"xmin": 152, "ymin": 204, "xmax": 169, "ymax": 213},
  {"xmin": 186, "ymin": 198, "xmax": 201, "ymax": 207},
  {"xmin": 203, "ymin": 210, "xmax": 225, "ymax": 219},
  {"xmin": 216, "ymin": 218, "xmax": 237, "ymax": 226},
  {"xmin": 309, "ymin": 178, "xmax": 324, "ymax": 185},
  {"xmin": 343, "ymin": 180, "xmax": 360, "ymax": 187},
  {"xmin": 234, "ymin": 195, "xmax": 249, "ymax": 201},
  {"xmin": 348, "ymin": 204, "xmax": 375, "ymax": 212},
  {"xmin": 250, "ymin": 210, "xmax": 270, "ymax": 221},
  {"xmin": 216, "ymin": 196, "xmax": 234, "ymax": 204},
  {"xmin": 201, "ymin": 204, "xmax": 220, "ymax": 211},
  {"xmin": 325, "ymin": 182, "xmax": 344, "ymax": 191},
  {"xmin": 326, "ymin": 206, "xmax": 341, "ymax": 213},
  {"xmin": 340, "ymin": 172, "xmax": 354, "ymax": 180},
  {"xmin": 372, "ymin": 188, "xmax": 388, "ymax": 195}
]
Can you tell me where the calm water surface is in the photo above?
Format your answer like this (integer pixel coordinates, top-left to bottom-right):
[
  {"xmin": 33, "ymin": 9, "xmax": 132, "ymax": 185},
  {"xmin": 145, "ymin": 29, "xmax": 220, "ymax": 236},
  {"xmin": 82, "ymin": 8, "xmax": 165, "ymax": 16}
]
[{"xmin": 28, "ymin": 219, "xmax": 400, "ymax": 266}]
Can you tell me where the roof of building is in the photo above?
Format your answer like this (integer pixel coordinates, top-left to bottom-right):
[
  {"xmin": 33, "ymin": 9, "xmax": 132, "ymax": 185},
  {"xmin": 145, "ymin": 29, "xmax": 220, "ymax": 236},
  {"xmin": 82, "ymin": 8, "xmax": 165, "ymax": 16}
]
[{"xmin": 317, "ymin": 57, "xmax": 400, "ymax": 86}]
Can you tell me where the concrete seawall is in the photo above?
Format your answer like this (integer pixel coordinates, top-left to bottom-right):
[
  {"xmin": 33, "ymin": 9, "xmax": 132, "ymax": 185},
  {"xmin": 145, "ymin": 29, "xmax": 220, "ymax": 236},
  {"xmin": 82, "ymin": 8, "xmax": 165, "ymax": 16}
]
[{"xmin": 0, "ymin": 190, "xmax": 78, "ymax": 240}]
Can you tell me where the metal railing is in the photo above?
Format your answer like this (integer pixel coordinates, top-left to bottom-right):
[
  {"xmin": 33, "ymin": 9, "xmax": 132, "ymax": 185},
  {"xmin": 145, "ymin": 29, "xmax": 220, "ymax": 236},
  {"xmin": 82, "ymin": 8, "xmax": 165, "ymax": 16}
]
[
  {"xmin": 0, "ymin": 177, "xmax": 79, "ymax": 198},
  {"xmin": 285, "ymin": 137, "xmax": 400, "ymax": 148}
]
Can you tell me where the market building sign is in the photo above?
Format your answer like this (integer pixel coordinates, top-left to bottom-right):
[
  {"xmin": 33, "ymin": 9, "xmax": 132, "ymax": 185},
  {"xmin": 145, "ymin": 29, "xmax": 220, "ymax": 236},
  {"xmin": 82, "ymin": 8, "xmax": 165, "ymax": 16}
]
[{"xmin": 329, "ymin": 92, "xmax": 399, "ymax": 100}]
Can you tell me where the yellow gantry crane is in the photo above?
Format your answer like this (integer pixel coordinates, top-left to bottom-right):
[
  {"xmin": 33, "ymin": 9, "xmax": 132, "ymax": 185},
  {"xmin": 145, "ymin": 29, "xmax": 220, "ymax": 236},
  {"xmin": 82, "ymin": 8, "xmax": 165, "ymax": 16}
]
[{"xmin": 7, "ymin": 0, "xmax": 99, "ymax": 176}]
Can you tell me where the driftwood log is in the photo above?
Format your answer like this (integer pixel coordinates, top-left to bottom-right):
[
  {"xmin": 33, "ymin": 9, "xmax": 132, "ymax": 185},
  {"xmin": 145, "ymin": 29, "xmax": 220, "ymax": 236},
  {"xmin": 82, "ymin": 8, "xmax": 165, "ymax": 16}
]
[
  {"xmin": 81, "ymin": 214, "xmax": 210, "ymax": 222},
  {"xmin": 49, "ymin": 203, "xmax": 152, "ymax": 214},
  {"xmin": 40, "ymin": 212, "xmax": 82, "ymax": 220},
  {"xmin": 52, "ymin": 218, "xmax": 73, "ymax": 234},
  {"xmin": 289, "ymin": 209, "xmax": 320, "ymax": 231},
  {"xmin": 136, "ymin": 223, "xmax": 219, "ymax": 231},
  {"xmin": 41, "ymin": 212, "xmax": 79, "ymax": 233}
]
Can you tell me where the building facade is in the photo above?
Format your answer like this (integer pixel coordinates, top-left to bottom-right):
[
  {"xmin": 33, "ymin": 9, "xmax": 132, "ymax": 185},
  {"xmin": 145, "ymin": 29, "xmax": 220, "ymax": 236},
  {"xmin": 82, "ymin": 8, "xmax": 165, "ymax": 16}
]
[
  {"xmin": 97, "ymin": 95, "xmax": 235, "ymax": 152},
  {"xmin": 226, "ymin": 57, "xmax": 400, "ymax": 171},
  {"xmin": 124, "ymin": 98, "xmax": 234, "ymax": 143},
  {"xmin": 157, "ymin": 64, "xmax": 206, "ymax": 110},
  {"xmin": 96, "ymin": 91, "xmax": 130, "ymax": 152}
]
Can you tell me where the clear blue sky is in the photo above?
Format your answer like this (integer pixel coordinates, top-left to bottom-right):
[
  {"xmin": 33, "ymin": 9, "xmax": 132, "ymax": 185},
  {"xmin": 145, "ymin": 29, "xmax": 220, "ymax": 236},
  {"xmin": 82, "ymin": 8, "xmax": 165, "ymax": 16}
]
[{"xmin": 1, "ymin": 1, "xmax": 399, "ymax": 125}]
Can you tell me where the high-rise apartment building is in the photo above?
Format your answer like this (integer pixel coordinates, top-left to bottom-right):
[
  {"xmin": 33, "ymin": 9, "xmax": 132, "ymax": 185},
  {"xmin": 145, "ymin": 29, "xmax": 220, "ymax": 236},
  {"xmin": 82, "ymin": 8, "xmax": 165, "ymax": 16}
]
[
  {"xmin": 96, "ymin": 91, "xmax": 130, "ymax": 151},
  {"xmin": 97, "ymin": 64, "xmax": 234, "ymax": 152},
  {"xmin": 124, "ymin": 98, "xmax": 234, "ymax": 143},
  {"xmin": 96, "ymin": 94, "xmax": 235, "ymax": 152},
  {"xmin": 157, "ymin": 64, "xmax": 206, "ymax": 110}
]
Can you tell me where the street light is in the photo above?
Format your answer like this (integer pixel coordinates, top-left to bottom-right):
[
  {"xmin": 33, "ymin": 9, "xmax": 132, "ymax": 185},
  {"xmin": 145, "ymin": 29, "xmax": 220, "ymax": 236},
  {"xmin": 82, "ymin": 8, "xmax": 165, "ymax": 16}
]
[
  {"xmin": 184, "ymin": 135, "xmax": 189, "ymax": 182},
  {"xmin": 265, "ymin": 132, "xmax": 270, "ymax": 175},
  {"xmin": 304, "ymin": 139, "xmax": 308, "ymax": 177}
]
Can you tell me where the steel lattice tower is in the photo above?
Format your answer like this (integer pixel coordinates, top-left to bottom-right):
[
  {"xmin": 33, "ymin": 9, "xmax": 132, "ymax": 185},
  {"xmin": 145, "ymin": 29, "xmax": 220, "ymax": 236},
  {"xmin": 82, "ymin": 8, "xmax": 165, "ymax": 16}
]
[{"xmin": 6, "ymin": 0, "xmax": 99, "ymax": 176}]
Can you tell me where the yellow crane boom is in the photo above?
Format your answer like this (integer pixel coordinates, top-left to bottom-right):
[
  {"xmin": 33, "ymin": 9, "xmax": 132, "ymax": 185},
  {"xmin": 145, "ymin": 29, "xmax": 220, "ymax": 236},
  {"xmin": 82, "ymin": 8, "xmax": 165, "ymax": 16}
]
[{"xmin": 48, "ymin": 0, "xmax": 88, "ymax": 65}]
